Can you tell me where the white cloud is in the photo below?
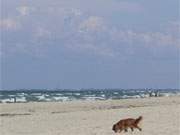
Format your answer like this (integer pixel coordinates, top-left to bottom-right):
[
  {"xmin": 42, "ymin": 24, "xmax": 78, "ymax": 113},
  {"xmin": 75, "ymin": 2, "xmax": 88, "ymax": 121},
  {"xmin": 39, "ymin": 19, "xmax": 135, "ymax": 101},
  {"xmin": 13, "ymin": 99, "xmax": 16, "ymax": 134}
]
[
  {"xmin": 0, "ymin": 18, "xmax": 19, "ymax": 30},
  {"xmin": 111, "ymin": 29, "xmax": 179, "ymax": 48},
  {"xmin": 35, "ymin": 27, "xmax": 51, "ymax": 38},
  {"xmin": 79, "ymin": 16, "xmax": 106, "ymax": 32},
  {"xmin": 70, "ymin": 8, "xmax": 82, "ymax": 16},
  {"xmin": 1, "ymin": 2, "xmax": 179, "ymax": 58},
  {"xmin": 138, "ymin": 32, "xmax": 179, "ymax": 47},
  {"xmin": 164, "ymin": 21, "xmax": 180, "ymax": 41},
  {"xmin": 16, "ymin": 6, "xmax": 33, "ymax": 16}
]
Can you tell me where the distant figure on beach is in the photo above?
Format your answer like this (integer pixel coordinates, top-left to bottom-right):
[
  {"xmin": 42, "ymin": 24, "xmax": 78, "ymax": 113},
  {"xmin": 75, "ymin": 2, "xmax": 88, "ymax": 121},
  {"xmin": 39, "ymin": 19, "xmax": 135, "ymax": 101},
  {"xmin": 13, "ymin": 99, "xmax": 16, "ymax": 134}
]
[
  {"xmin": 149, "ymin": 90, "xmax": 159, "ymax": 97},
  {"xmin": 13, "ymin": 97, "xmax": 16, "ymax": 103},
  {"xmin": 112, "ymin": 116, "xmax": 143, "ymax": 133},
  {"xmin": 155, "ymin": 91, "xmax": 159, "ymax": 97}
]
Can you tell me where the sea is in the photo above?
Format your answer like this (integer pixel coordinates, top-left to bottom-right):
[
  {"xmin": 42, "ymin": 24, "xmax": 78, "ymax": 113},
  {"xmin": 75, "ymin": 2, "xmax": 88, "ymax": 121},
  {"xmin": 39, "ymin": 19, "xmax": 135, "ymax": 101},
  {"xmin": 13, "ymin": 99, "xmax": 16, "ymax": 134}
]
[{"xmin": 0, "ymin": 89, "xmax": 179, "ymax": 103}]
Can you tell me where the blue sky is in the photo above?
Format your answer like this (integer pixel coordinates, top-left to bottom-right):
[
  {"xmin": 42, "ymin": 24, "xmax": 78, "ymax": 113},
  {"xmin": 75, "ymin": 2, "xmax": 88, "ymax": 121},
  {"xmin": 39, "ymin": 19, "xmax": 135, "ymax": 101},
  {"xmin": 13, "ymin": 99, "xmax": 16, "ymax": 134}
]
[{"xmin": 0, "ymin": 0, "xmax": 179, "ymax": 89}]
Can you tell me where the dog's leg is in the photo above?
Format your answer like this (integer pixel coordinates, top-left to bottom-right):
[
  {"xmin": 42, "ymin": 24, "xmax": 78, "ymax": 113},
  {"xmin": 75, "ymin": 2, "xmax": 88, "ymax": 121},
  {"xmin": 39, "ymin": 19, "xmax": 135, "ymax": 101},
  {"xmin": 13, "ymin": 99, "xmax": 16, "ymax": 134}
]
[
  {"xmin": 134, "ymin": 125, "xmax": 142, "ymax": 131},
  {"xmin": 124, "ymin": 128, "xmax": 128, "ymax": 132},
  {"xmin": 130, "ymin": 127, "xmax": 134, "ymax": 132},
  {"xmin": 138, "ymin": 127, "xmax": 142, "ymax": 131},
  {"xmin": 136, "ymin": 126, "xmax": 142, "ymax": 131},
  {"xmin": 119, "ymin": 129, "xmax": 123, "ymax": 133}
]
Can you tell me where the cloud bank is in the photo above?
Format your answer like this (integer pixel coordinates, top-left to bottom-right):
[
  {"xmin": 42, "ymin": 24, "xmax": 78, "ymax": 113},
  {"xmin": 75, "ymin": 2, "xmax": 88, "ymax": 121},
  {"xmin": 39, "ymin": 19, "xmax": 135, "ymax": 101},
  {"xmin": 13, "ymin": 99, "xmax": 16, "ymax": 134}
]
[{"xmin": 1, "ymin": 0, "xmax": 179, "ymax": 59}]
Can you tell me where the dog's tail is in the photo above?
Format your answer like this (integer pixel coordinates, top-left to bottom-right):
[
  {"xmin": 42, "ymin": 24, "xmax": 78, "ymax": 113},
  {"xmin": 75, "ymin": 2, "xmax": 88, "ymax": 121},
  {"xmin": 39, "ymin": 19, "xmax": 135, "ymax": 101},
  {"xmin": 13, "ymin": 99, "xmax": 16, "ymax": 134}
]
[{"xmin": 135, "ymin": 116, "xmax": 143, "ymax": 125}]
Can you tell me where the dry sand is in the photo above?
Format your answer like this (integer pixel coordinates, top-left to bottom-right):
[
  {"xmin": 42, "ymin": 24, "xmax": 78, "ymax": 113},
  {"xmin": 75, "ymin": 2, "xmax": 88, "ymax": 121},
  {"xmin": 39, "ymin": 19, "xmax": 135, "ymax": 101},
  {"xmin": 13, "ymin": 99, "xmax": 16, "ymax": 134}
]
[{"xmin": 0, "ymin": 96, "xmax": 180, "ymax": 135}]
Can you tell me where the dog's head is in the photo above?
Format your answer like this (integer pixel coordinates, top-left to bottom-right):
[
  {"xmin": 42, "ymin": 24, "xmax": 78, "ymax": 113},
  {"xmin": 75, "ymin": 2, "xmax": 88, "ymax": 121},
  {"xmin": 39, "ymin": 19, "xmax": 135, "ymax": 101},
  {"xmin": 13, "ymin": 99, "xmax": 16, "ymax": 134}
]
[
  {"xmin": 112, "ymin": 124, "xmax": 119, "ymax": 133},
  {"xmin": 139, "ymin": 116, "xmax": 143, "ymax": 120}
]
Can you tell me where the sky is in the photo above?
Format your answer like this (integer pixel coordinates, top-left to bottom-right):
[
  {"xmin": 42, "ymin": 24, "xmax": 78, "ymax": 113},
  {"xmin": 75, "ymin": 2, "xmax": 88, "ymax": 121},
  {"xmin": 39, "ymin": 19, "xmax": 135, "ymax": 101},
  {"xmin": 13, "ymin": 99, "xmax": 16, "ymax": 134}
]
[{"xmin": 0, "ymin": 0, "xmax": 180, "ymax": 89}]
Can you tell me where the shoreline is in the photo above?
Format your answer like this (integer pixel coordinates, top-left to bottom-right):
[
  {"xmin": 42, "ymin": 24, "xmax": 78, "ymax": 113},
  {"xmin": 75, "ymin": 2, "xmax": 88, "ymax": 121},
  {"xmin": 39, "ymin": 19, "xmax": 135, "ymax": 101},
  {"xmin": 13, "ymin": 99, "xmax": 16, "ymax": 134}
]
[
  {"xmin": 1, "ymin": 89, "xmax": 179, "ymax": 103},
  {"xmin": 0, "ymin": 96, "xmax": 180, "ymax": 135}
]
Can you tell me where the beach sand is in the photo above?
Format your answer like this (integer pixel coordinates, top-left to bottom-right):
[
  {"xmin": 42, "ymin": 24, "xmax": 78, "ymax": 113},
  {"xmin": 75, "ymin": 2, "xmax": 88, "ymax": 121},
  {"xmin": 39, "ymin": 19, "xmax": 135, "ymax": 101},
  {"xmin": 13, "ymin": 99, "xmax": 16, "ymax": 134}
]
[{"xmin": 0, "ymin": 96, "xmax": 180, "ymax": 135}]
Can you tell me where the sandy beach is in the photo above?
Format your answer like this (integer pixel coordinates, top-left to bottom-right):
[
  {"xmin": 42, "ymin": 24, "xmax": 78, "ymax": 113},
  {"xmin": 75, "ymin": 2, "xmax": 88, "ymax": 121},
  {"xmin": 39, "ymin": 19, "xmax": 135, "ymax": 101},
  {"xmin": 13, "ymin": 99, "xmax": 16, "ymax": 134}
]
[{"xmin": 0, "ymin": 96, "xmax": 180, "ymax": 135}]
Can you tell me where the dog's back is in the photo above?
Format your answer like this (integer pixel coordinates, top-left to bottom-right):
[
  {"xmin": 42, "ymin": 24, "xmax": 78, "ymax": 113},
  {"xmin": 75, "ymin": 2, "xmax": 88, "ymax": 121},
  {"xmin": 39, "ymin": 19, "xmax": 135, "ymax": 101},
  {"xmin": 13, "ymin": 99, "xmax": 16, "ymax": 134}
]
[{"xmin": 112, "ymin": 116, "xmax": 143, "ymax": 133}]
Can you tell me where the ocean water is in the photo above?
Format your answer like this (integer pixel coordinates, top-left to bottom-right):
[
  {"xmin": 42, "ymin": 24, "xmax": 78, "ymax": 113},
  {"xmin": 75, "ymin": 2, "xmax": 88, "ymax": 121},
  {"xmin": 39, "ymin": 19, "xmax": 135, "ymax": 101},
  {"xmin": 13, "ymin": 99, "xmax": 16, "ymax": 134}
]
[{"xmin": 0, "ymin": 89, "xmax": 179, "ymax": 103}]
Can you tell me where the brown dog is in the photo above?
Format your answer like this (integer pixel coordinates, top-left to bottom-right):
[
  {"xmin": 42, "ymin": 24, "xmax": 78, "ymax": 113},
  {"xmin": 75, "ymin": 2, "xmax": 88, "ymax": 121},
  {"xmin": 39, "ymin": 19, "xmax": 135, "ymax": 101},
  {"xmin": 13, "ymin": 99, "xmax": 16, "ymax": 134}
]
[{"xmin": 112, "ymin": 116, "xmax": 143, "ymax": 133}]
